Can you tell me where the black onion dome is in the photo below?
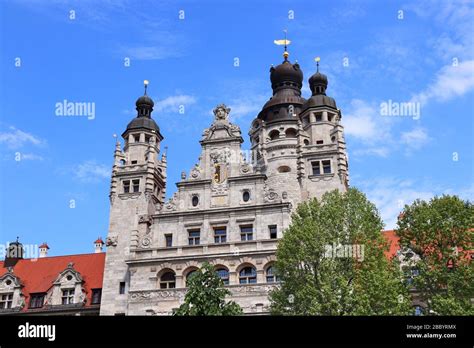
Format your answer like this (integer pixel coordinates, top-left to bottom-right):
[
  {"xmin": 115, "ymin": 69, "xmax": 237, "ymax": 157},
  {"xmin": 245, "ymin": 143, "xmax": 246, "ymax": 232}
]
[
  {"xmin": 303, "ymin": 69, "xmax": 337, "ymax": 110},
  {"xmin": 308, "ymin": 71, "xmax": 328, "ymax": 88},
  {"xmin": 125, "ymin": 116, "xmax": 160, "ymax": 133},
  {"xmin": 270, "ymin": 60, "xmax": 304, "ymax": 91},
  {"xmin": 135, "ymin": 95, "xmax": 154, "ymax": 108},
  {"xmin": 122, "ymin": 92, "xmax": 160, "ymax": 136}
]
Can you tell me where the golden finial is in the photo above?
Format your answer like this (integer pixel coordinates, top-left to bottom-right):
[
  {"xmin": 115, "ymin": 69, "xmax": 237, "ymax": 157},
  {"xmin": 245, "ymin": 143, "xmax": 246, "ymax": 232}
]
[{"xmin": 315, "ymin": 57, "xmax": 321, "ymax": 72}]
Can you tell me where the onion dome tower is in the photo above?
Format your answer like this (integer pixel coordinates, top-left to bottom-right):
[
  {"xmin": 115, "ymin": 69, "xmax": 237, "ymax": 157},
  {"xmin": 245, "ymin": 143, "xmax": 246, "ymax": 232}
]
[
  {"xmin": 298, "ymin": 58, "xmax": 349, "ymax": 199},
  {"xmin": 249, "ymin": 33, "xmax": 307, "ymax": 207},
  {"xmin": 102, "ymin": 81, "xmax": 168, "ymax": 315}
]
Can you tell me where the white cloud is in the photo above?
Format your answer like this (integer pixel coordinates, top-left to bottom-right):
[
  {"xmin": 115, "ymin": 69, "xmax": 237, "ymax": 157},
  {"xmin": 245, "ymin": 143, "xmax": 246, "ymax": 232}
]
[
  {"xmin": 343, "ymin": 99, "xmax": 393, "ymax": 144},
  {"xmin": 228, "ymin": 95, "xmax": 267, "ymax": 121},
  {"xmin": 154, "ymin": 95, "xmax": 197, "ymax": 114},
  {"xmin": 400, "ymin": 127, "xmax": 430, "ymax": 150},
  {"xmin": 356, "ymin": 177, "xmax": 474, "ymax": 229},
  {"xmin": 411, "ymin": 60, "xmax": 474, "ymax": 106},
  {"xmin": 357, "ymin": 178, "xmax": 436, "ymax": 229},
  {"xmin": 0, "ymin": 127, "xmax": 44, "ymax": 149},
  {"xmin": 121, "ymin": 45, "xmax": 184, "ymax": 61},
  {"xmin": 74, "ymin": 161, "xmax": 110, "ymax": 183}
]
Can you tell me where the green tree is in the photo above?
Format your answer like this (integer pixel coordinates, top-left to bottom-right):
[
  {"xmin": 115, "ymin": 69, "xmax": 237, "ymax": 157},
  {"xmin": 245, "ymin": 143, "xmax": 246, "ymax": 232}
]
[
  {"xmin": 396, "ymin": 195, "xmax": 474, "ymax": 315},
  {"xmin": 173, "ymin": 262, "xmax": 242, "ymax": 316},
  {"xmin": 270, "ymin": 188, "xmax": 411, "ymax": 315}
]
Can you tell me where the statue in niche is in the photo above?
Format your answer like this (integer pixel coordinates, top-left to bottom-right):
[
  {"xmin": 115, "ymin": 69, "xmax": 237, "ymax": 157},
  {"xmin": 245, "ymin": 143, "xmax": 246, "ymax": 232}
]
[{"xmin": 213, "ymin": 163, "xmax": 227, "ymax": 184}]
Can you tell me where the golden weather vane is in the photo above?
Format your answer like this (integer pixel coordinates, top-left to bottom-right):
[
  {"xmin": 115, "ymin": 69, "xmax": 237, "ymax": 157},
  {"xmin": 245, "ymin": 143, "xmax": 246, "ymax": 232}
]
[{"xmin": 274, "ymin": 29, "xmax": 291, "ymax": 60}]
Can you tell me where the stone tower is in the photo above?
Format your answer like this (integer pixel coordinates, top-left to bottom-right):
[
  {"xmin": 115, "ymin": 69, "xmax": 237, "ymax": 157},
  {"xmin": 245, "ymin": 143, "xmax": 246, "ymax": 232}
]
[
  {"xmin": 249, "ymin": 49, "xmax": 306, "ymax": 208},
  {"xmin": 100, "ymin": 83, "xmax": 166, "ymax": 315},
  {"xmin": 297, "ymin": 62, "xmax": 349, "ymax": 198}
]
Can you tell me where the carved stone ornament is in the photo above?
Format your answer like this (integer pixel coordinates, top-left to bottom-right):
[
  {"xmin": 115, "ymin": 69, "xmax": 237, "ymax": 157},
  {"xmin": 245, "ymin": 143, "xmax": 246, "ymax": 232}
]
[
  {"xmin": 240, "ymin": 162, "xmax": 252, "ymax": 174},
  {"xmin": 263, "ymin": 184, "xmax": 279, "ymax": 203},
  {"xmin": 213, "ymin": 104, "xmax": 231, "ymax": 121},
  {"xmin": 190, "ymin": 165, "xmax": 201, "ymax": 179},
  {"xmin": 141, "ymin": 237, "xmax": 151, "ymax": 248},
  {"xmin": 164, "ymin": 193, "xmax": 179, "ymax": 211},
  {"xmin": 210, "ymin": 147, "xmax": 231, "ymax": 164},
  {"xmin": 139, "ymin": 214, "xmax": 151, "ymax": 225},
  {"xmin": 106, "ymin": 236, "xmax": 118, "ymax": 247}
]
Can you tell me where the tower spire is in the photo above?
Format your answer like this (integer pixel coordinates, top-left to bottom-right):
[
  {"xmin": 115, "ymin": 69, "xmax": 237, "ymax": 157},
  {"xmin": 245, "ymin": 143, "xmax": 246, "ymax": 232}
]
[
  {"xmin": 315, "ymin": 56, "xmax": 320, "ymax": 72},
  {"xmin": 144, "ymin": 80, "xmax": 149, "ymax": 95},
  {"xmin": 274, "ymin": 29, "xmax": 291, "ymax": 61}
]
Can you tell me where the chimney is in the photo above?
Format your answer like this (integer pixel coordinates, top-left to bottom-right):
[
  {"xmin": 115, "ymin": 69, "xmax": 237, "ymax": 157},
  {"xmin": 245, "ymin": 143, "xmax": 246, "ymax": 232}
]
[
  {"xmin": 39, "ymin": 242, "xmax": 49, "ymax": 258},
  {"xmin": 94, "ymin": 237, "xmax": 104, "ymax": 253},
  {"xmin": 3, "ymin": 237, "xmax": 24, "ymax": 268}
]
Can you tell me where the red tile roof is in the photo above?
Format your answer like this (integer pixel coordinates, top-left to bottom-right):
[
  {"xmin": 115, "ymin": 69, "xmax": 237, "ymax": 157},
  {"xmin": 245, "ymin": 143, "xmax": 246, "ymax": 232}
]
[
  {"xmin": 0, "ymin": 253, "xmax": 105, "ymax": 311},
  {"xmin": 382, "ymin": 230, "xmax": 400, "ymax": 259}
]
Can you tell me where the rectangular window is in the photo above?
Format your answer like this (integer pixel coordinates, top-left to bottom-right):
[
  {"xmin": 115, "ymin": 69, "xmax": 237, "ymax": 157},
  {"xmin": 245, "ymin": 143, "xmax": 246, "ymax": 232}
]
[
  {"xmin": 123, "ymin": 180, "xmax": 130, "ymax": 193},
  {"xmin": 311, "ymin": 161, "xmax": 321, "ymax": 176},
  {"xmin": 29, "ymin": 293, "xmax": 45, "ymax": 309},
  {"xmin": 119, "ymin": 282, "xmax": 126, "ymax": 295},
  {"xmin": 132, "ymin": 179, "xmax": 140, "ymax": 193},
  {"xmin": 91, "ymin": 289, "xmax": 102, "ymax": 304},
  {"xmin": 61, "ymin": 289, "xmax": 74, "ymax": 305},
  {"xmin": 269, "ymin": 225, "xmax": 278, "ymax": 239},
  {"xmin": 240, "ymin": 225, "xmax": 253, "ymax": 241},
  {"xmin": 0, "ymin": 293, "xmax": 13, "ymax": 309},
  {"xmin": 214, "ymin": 227, "xmax": 227, "ymax": 244},
  {"xmin": 188, "ymin": 229, "xmax": 200, "ymax": 245},
  {"xmin": 165, "ymin": 234, "xmax": 173, "ymax": 247},
  {"xmin": 316, "ymin": 114, "xmax": 322, "ymax": 122},
  {"xmin": 316, "ymin": 140, "xmax": 324, "ymax": 145},
  {"xmin": 322, "ymin": 160, "xmax": 331, "ymax": 174}
]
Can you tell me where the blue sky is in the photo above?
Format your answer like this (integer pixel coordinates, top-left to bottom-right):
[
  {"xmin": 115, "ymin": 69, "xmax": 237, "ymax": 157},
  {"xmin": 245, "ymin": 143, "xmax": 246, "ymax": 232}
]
[{"xmin": 0, "ymin": 0, "xmax": 473, "ymax": 257}]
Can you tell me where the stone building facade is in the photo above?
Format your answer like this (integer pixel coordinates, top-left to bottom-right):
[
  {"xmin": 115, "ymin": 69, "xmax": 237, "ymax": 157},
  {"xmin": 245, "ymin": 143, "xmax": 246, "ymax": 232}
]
[{"xmin": 100, "ymin": 52, "xmax": 350, "ymax": 315}]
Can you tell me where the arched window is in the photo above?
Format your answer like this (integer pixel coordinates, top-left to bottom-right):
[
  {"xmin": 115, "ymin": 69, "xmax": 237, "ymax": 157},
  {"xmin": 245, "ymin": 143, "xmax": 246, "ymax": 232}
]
[
  {"xmin": 186, "ymin": 270, "xmax": 198, "ymax": 286},
  {"xmin": 268, "ymin": 130, "xmax": 280, "ymax": 141},
  {"xmin": 160, "ymin": 271, "xmax": 176, "ymax": 289},
  {"xmin": 216, "ymin": 267, "xmax": 229, "ymax": 285},
  {"xmin": 304, "ymin": 139, "xmax": 309, "ymax": 146},
  {"xmin": 266, "ymin": 265, "xmax": 280, "ymax": 283},
  {"xmin": 239, "ymin": 266, "xmax": 257, "ymax": 284},
  {"xmin": 285, "ymin": 128, "xmax": 297, "ymax": 138}
]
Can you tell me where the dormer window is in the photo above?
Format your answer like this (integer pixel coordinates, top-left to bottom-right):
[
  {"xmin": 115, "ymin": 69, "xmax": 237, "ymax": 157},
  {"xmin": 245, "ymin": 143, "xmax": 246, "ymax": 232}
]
[
  {"xmin": 61, "ymin": 289, "xmax": 74, "ymax": 305},
  {"xmin": 0, "ymin": 293, "xmax": 13, "ymax": 309},
  {"xmin": 29, "ymin": 293, "xmax": 45, "ymax": 309}
]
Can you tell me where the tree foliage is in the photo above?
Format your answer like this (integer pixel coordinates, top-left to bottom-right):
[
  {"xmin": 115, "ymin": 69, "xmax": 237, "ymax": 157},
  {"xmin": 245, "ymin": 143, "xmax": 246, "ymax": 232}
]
[
  {"xmin": 173, "ymin": 262, "xmax": 243, "ymax": 316},
  {"xmin": 270, "ymin": 188, "xmax": 411, "ymax": 315},
  {"xmin": 396, "ymin": 195, "xmax": 474, "ymax": 315}
]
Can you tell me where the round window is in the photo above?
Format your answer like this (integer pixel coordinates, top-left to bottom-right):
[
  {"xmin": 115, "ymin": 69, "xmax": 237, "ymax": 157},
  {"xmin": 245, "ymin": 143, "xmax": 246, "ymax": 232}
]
[
  {"xmin": 242, "ymin": 191, "xmax": 250, "ymax": 202},
  {"xmin": 66, "ymin": 275, "xmax": 73, "ymax": 281},
  {"xmin": 192, "ymin": 195, "xmax": 199, "ymax": 207},
  {"xmin": 5, "ymin": 280, "xmax": 12, "ymax": 286}
]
